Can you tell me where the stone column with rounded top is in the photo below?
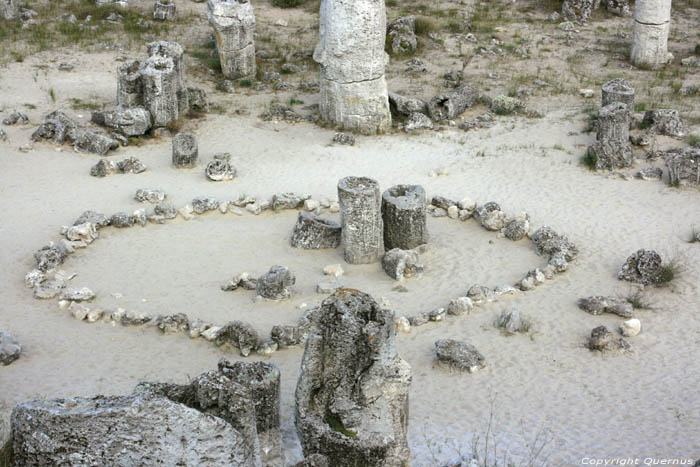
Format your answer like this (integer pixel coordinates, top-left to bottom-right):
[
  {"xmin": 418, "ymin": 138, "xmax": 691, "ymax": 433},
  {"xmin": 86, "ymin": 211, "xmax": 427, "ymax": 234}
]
[
  {"xmin": 382, "ymin": 184, "xmax": 428, "ymax": 251},
  {"xmin": 338, "ymin": 176, "xmax": 383, "ymax": 264},
  {"xmin": 314, "ymin": 0, "xmax": 391, "ymax": 134},
  {"xmin": 631, "ymin": 0, "xmax": 672, "ymax": 69}
]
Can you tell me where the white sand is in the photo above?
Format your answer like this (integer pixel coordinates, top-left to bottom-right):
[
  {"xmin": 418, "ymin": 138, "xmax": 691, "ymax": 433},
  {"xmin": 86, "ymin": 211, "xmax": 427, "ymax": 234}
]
[{"xmin": 1, "ymin": 0, "xmax": 700, "ymax": 465}]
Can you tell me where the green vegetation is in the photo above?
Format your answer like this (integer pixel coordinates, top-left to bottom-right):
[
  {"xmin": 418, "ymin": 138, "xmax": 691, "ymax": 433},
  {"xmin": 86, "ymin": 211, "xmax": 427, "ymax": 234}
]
[
  {"xmin": 580, "ymin": 150, "xmax": 597, "ymax": 170},
  {"xmin": 271, "ymin": 0, "xmax": 307, "ymax": 8},
  {"xmin": 625, "ymin": 290, "xmax": 652, "ymax": 310},
  {"xmin": 686, "ymin": 134, "xmax": 700, "ymax": 146},
  {"xmin": 238, "ymin": 78, "xmax": 253, "ymax": 88},
  {"xmin": 0, "ymin": 440, "xmax": 12, "ymax": 467},
  {"xmin": 652, "ymin": 257, "xmax": 684, "ymax": 286},
  {"xmin": 324, "ymin": 412, "xmax": 357, "ymax": 439}
]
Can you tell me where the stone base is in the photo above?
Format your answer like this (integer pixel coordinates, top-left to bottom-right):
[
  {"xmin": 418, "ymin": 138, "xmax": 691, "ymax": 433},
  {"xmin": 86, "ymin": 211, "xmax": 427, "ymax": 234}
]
[
  {"xmin": 319, "ymin": 76, "xmax": 391, "ymax": 135},
  {"xmin": 631, "ymin": 21, "xmax": 670, "ymax": 69}
]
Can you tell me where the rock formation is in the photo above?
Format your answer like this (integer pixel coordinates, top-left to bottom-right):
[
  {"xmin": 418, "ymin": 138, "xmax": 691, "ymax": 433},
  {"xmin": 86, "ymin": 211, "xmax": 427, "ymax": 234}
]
[
  {"xmin": 631, "ymin": 0, "xmax": 672, "ymax": 69},
  {"xmin": 154, "ymin": 0, "xmax": 177, "ymax": 21},
  {"xmin": 617, "ymin": 249, "xmax": 663, "ymax": 285},
  {"xmin": 291, "ymin": 211, "xmax": 342, "ymax": 249},
  {"xmin": 256, "ymin": 265, "xmax": 295, "ymax": 300},
  {"xmin": 0, "ymin": 0, "xmax": 19, "ymax": 20},
  {"xmin": 296, "ymin": 290, "xmax": 411, "ymax": 466},
  {"xmin": 338, "ymin": 176, "xmax": 384, "ymax": 264},
  {"xmin": 382, "ymin": 184, "xmax": 428, "ymax": 250},
  {"xmin": 381, "ymin": 249, "xmax": 424, "ymax": 281},
  {"xmin": 207, "ymin": 0, "xmax": 256, "ymax": 79},
  {"xmin": 0, "ymin": 330, "xmax": 21, "ymax": 365},
  {"xmin": 586, "ymin": 102, "xmax": 633, "ymax": 170},
  {"xmin": 172, "ymin": 132, "xmax": 198, "ymax": 167},
  {"xmin": 314, "ymin": 0, "xmax": 391, "ymax": 134}
]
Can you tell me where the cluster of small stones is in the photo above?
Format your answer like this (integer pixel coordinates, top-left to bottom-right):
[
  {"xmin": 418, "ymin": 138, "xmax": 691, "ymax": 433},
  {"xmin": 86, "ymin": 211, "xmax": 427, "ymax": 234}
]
[{"xmin": 27, "ymin": 182, "xmax": 577, "ymax": 359}]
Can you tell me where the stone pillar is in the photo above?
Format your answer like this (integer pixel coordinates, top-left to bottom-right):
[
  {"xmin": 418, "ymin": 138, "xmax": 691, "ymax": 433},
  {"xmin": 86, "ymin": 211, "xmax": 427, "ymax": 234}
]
[
  {"xmin": 601, "ymin": 78, "xmax": 635, "ymax": 108},
  {"xmin": 295, "ymin": 290, "xmax": 412, "ymax": 467},
  {"xmin": 382, "ymin": 185, "xmax": 428, "ymax": 251},
  {"xmin": 220, "ymin": 360, "xmax": 283, "ymax": 467},
  {"xmin": 314, "ymin": 0, "xmax": 391, "ymax": 134},
  {"xmin": 117, "ymin": 60, "xmax": 144, "ymax": 108},
  {"xmin": 154, "ymin": 0, "xmax": 177, "ymax": 21},
  {"xmin": 140, "ymin": 55, "xmax": 180, "ymax": 128},
  {"xmin": 172, "ymin": 133, "xmax": 198, "ymax": 167},
  {"xmin": 147, "ymin": 41, "xmax": 189, "ymax": 114},
  {"xmin": 562, "ymin": 0, "xmax": 595, "ymax": 22},
  {"xmin": 597, "ymin": 102, "xmax": 629, "ymax": 143},
  {"xmin": 587, "ymin": 102, "xmax": 633, "ymax": 170},
  {"xmin": 0, "ymin": 0, "xmax": 19, "ymax": 20},
  {"xmin": 338, "ymin": 176, "xmax": 383, "ymax": 264},
  {"xmin": 631, "ymin": 0, "xmax": 672, "ymax": 69},
  {"xmin": 207, "ymin": 0, "xmax": 256, "ymax": 80}
]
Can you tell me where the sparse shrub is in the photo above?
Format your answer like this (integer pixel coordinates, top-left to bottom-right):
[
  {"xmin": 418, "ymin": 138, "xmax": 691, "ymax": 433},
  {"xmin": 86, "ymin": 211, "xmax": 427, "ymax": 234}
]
[
  {"xmin": 625, "ymin": 290, "xmax": 652, "ymax": 310},
  {"xmin": 580, "ymin": 150, "xmax": 597, "ymax": 170},
  {"xmin": 686, "ymin": 134, "xmax": 700, "ymax": 146},
  {"xmin": 239, "ymin": 78, "xmax": 253, "ymax": 87},
  {"xmin": 651, "ymin": 256, "xmax": 684, "ymax": 286},
  {"xmin": 289, "ymin": 97, "xmax": 304, "ymax": 106},
  {"xmin": 414, "ymin": 16, "xmax": 437, "ymax": 36},
  {"xmin": 695, "ymin": 44, "xmax": 700, "ymax": 55},
  {"xmin": 271, "ymin": 0, "xmax": 307, "ymax": 8}
]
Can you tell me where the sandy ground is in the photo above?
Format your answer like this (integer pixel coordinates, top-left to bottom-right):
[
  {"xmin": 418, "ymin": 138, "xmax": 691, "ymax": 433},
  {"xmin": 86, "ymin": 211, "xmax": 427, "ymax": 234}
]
[{"xmin": 1, "ymin": 0, "xmax": 700, "ymax": 465}]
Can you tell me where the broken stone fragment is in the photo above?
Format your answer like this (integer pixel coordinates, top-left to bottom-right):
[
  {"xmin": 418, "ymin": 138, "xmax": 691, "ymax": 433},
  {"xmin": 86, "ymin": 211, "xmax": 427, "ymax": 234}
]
[
  {"xmin": 291, "ymin": 211, "xmax": 341, "ymax": 250},
  {"xmin": 156, "ymin": 313, "xmax": 190, "ymax": 333},
  {"xmin": 620, "ymin": 318, "xmax": 641, "ymax": 337},
  {"xmin": 215, "ymin": 320, "xmax": 259, "ymax": 356},
  {"xmin": 496, "ymin": 309, "xmax": 531, "ymax": 335},
  {"xmin": 191, "ymin": 196, "xmax": 219, "ymax": 214},
  {"xmin": 530, "ymin": 226, "xmax": 578, "ymax": 262},
  {"xmin": 381, "ymin": 248, "xmax": 424, "ymax": 281},
  {"xmin": 316, "ymin": 279, "xmax": 343, "ymax": 294},
  {"xmin": 60, "ymin": 287, "xmax": 95, "ymax": 302},
  {"xmin": 33, "ymin": 278, "xmax": 65, "ymax": 299},
  {"xmin": 2, "ymin": 111, "xmax": 28, "ymax": 126},
  {"xmin": 387, "ymin": 16, "xmax": 417, "ymax": 55},
  {"xmin": 172, "ymin": 133, "xmax": 198, "ymax": 168},
  {"xmin": 271, "ymin": 192, "xmax": 310, "ymax": 211},
  {"xmin": 34, "ymin": 243, "xmax": 69, "ymax": 272},
  {"xmin": 388, "ymin": 93, "xmax": 427, "ymax": 117},
  {"xmin": 435, "ymin": 339, "xmax": 486, "ymax": 373},
  {"xmin": 447, "ymin": 297, "xmax": 473, "ymax": 316},
  {"xmin": 617, "ymin": 249, "xmax": 663, "ymax": 285},
  {"xmin": 642, "ymin": 109, "xmax": 684, "ymax": 137},
  {"xmin": 116, "ymin": 156, "xmax": 147, "ymax": 174},
  {"xmin": 205, "ymin": 158, "xmax": 236, "ymax": 181},
  {"xmin": 577, "ymin": 296, "xmax": 633, "ymax": 318},
  {"xmin": 588, "ymin": 325, "xmax": 630, "ymax": 352},
  {"xmin": 74, "ymin": 211, "xmax": 110, "ymax": 227},
  {"xmin": 256, "ymin": 266, "xmax": 295, "ymax": 301},
  {"xmin": 135, "ymin": 188, "xmax": 166, "ymax": 204},
  {"xmin": 382, "ymin": 185, "xmax": 428, "ymax": 251},
  {"xmin": 153, "ymin": 0, "xmax": 176, "ymax": 21},
  {"xmin": 466, "ymin": 285, "xmax": 495, "ymax": 305},
  {"xmin": 428, "ymin": 84, "xmax": 479, "ymax": 121},
  {"xmin": 0, "ymin": 330, "xmax": 21, "ymax": 366},
  {"xmin": 110, "ymin": 211, "xmax": 135, "ymax": 228}
]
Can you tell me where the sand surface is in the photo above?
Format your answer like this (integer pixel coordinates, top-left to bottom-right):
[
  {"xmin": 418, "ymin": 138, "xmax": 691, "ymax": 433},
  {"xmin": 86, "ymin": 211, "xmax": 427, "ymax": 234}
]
[{"xmin": 1, "ymin": 0, "xmax": 700, "ymax": 465}]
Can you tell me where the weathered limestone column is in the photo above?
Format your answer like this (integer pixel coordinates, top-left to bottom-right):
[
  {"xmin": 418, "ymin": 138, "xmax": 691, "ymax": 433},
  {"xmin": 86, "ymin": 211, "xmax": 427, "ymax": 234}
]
[
  {"xmin": 295, "ymin": 290, "xmax": 412, "ymax": 466},
  {"xmin": 207, "ymin": 0, "xmax": 256, "ymax": 79},
  {"xmin": 172, "ymin": 133, "xmax": 198, "ymax": 167},
  {"xmin": 587, "ymin": 102, "xmax": 633, "ymax": 170},
  {"xmin": 601, "ymin": 78, "xmax": 635, "ymax": 108},
  {"xmin": 382, "ymin": 185, "xmax": 428, "ymax": 251},
  {"xmin": 140, "ymin": 55, "xmax": 180, "ymax": 128},
  {"xmin": 314, "ymin": 0, "xmax": 391, "ymax": 134},
  {"xmin": 154, "ymin": 0, "xmax": 177, "ymax": 21},
  {"xmin": 117, "ymin": 60, "xmax": 144, "ymax": 108},
  {"xmin": 597, "ymin": 102, "xmax": 629, "ymax": 143},
  {"xmin": 338, "ymin": 176, "xmax": 383, "ymax": 264},
  {"xmin": 147, "ymin": 41, "xmax": 189, "ymax": 114},
  {"xmin": 0, "ymin": 0, "xmax": 19, "ymax": 20},
  {"xmin": 631, "ymin": 0, "xmax": 672, "ymax": 69}
]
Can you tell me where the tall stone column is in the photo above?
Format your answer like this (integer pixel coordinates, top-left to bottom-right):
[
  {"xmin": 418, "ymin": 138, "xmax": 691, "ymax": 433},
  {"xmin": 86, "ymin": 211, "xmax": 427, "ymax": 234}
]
[
  {"xmin": 631, "ymin": 0, "xmax": 672, "ymax": 69},
  {"xmin": 382, "ymin": 185, "xmax": 428, "ymax": 251},
  {"xmin": 314, "ymin": 0, "xmax": 391, "ymax": 134},
  {"xmin": 338, "ymin": 176, "xmax": 384, "ymax": 264},
  {"xmin": 207, "ymin": 0, "xmax": 256, "ymax": 80}
]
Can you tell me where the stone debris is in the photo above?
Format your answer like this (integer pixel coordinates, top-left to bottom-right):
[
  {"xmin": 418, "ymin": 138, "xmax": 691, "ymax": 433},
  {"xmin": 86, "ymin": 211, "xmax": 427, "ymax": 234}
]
[
  {"xmin": 587, "ymin": 102, "xmax": 633, "ymax": 170},
  {"xmin": 428, "ymin": 307, "xmax": 446, "ymax": 322},
  {"xmin": 65, "ymin": 222, "xmax": 99, "ymax": 244},
  {"xmin": 435, "ymin": 339, "xmax": 486, "ymax": 373},
  {"xmin": 427, "ymin": 84, "xmax": 478, "ymax": 121},
  {"xmin": 205, "ymin": 156, "xmax": 237, "ymax": 181},
  {"xmin": 215, "ymin": 320, "xmax": 260, "ymax": 356},
  {"xmin": 388, "ymin": 93, "xmax": 427, "ymax": 117},
  {"xmin": 381, "ymin": 248, "xmax": 424, "ymax": 281},
  {"xmin": 271, "ymin": 192, "xmax": 310, "ymax": 211},
  {"xmin": 636, "ymin": 167, "xmax": 663, "ymax": 181},
  {"xmin": 261, "ymin": 104, "xmax": 304, "ymax": 123},
  {"xmin": 207, "ymin": 0, "xmax": 256, "ymax": 79},
  {"xmin": 617, "ymin": 249, "xmax": 663, "ymax": 285},
  {"xmin": 221, "ymin": 272, "xmax": 258, "ymax": 291},
  {"xmin": 489, "ymin": 95, "xmax": 526, "ymax": 115},
  {"xmin": 59, "ymin": 287, "xmax": 95, "ymax": 302},
  {"xmin": 588, "ymin": 325, "xmax": 631, "ymax": 352},
  {"xmin": 295, "ymin": 290, "xmax": 411, "ymax": 466},
  {"xmin": 338, "ymin": 176, "xmax": 384, "ymax": 264},
  {"xmin": 110, "ymin": 211, "xmax": 135, "ymax": 228},
  {"xmin": 34, "ymin": 243, "xmax": 69, "ymax": 272},
  {"xmin": 2, "ymin": 111, "xmax": 28, "ymax": 125},
  {"xmin": 74, "ymin": 211, "xmax": 110, "ymax": 227},
  {"xmin": 91, "ymin": 107, "xmax": 152, "ymax": 137},
  {"xmin": 135, "ymin": 188, "xmax": 166, "ymax": 204},
  {"xmin": 387, "ymin": 16, "xmax": 417, "ymax": 55},
  {"xmin": 153, "ymin": 0, "xmax": 176, "ymax": 21},
  {"xmin": 156, "ymin": 313, "xmax": 190, "ymax": 333},
  {"xmin": 447, "ymin": 297, "xmax": 473, "ymax": 316},
  {"xmin": 116, "ymin": 156, "xmax": 147, "ymax": 174},
  {"xmin": 403, "ymin": 112, "xmax": 434, "ymax": 132},
  {"xmin": 530, "ymin": 226, "xmax": 579, "ymax": 267},
  {"xmin": 256, "ymin": 265, "xmax": 295, "ymax": 301},
  {"xmin": 0, "ymin": 330, "xmax": 22, "ymax": 365},
  {"xmin": 503, "ymin": 214, "xmax": 530, "ymax": 241},
  {"xmin": 577, "ymin": 296, "xmax": 634, "ymax": 318},
  {"xmin": 332, "ymin": 133, "xmax": 355, "ymax": 146},
  {"xmin": 642, "ymin": 109, "xmax": 684, "ymax": 137},
  {"xmin": 316, "ymin": 279, "xmax": 344, "ymax": 294},
  {"xmin": 473, "ymin": 201, "xmax": 508, "ymax": 231},
  {"xmin": 601, "ymin": 78, "xmax": 635, "ymax": 110},
  {"xmin": 121, "ymin": 310, "xmax": 152, "ymax": 326},
  {"xmin": 291, "ymin": 212, "xmax": 342, "ymax": 249},
  {"xmin": 25, "ymin": 269, "xmax": 46, "ymax": 288},
  {"xmin": 191, "ymin": 196, "xmax": 219, "ymax": 214},
  {"xmin": 32, "ymin": 110, "xmax": 119, "ymax": 155},
  {"xmin": 665, "ymin": 147, "xmax": 700, "ymax": 187},
  {"xmin": 467, "ymin": 285, "xmax": 495, "ymax": 305}
]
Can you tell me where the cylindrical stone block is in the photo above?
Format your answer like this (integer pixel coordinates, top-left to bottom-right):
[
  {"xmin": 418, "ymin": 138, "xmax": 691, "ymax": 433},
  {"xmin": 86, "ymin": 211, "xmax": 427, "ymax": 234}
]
[
  {"xmin": 147, "ymin": 41, "xmax": 188, "ymax": 114},
  {"xmin": 207, "ymin": 0, "xmax": 256, "ymax": 80},
  {"xmin": 382, "ymin": 184, "xmax": 428, "ymax": 250},
  {"xmin": 219, "ymin": 360, "xmax": 282, "ymax": 467},
  {"xmin": 172, "ymin": 133, "xmax": 198, "ymax": 167},
  {"xmin": 117, "ymin": 60, "xmax": 143, "ymax": 109},
  {"xmin": 140, "ymin": 56, "xmax": 180, "ymax": 128},
  {"xmin": 338, "ymin": 176, "xmax": 383, "ymax": 264},
  {"xmin": 596, "ymin": 102, "xmax": 629, "ymax": 143},
  {"xmin": 291, "ymin": 212, "xmax": 342, "ymax": 249},
  {"xmin": 314, "ymin": 0, "xmax": 391, "ymax": 134},
  {"xmin": 631, "ymin": 0, "xmax": 672, "ymax": 69},
  {"xmin": 601, "ymin": 78, "xmax": 635, "ymax": 109},
  {"xmin": 153, "ymin": 0, "xmax": 177, "ymax": 21}
]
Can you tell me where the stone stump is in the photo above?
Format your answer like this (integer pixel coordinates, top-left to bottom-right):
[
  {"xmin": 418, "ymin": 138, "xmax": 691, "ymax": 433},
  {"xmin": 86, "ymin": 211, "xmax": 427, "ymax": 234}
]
[
  {"xmin": 338, "ymin": 176, "xmax": 383, "ymax": 264},
  {"xmin": 314, "ymin": 0, "xmax": 391, "ymax": 134},
  {"xmin": 147, "ymin": 41, "xmax": 189, "ymax": 114},
  {"xmin": 207, "ymin": 0, "xmax": 256, "ymax": 79},
  {"xmin": 154, "ymin": 0, "xmax": 177, "ymax": 21},
  {"xmin": 601, "ymin": 78, "xmax": 635, "ymax": 109},
  {"xmin": 295, "ymin": 289, "xmax": 412, "ymax": 466},
  {"xmin": 0, "ymin": 0, "xmax": 19, "ymax": 20},
  {"xmin": 382, "ymin": 184, "xmax": 428, "ymax": 250},
  {"xmin": 140, "ymin": 55, "xmax": 180, "ymax": 128},
  {"xmin": 291, "ymin": 211, "xmax": 342, "ymax": 249},
  {"xmin": 587, "ymin": 102, "xmax": 633, "ymax": 170},
  {"xmin": 631, "ymin": 0, "xmax": 672, "ymax": 69},
  {"xmin": 596, "ymin": 102, "xmax": 629, "ymax": 142},
  {"xmin": 117, "ymin": 60, "xmax": 144, "ymax": 108},
  {"xmin": 172, "ymin": 133, "xmax": 198, "ymax": 167},
  {"xmin": 256, "ymin": 265, "xmax": 295, "ymax": 300}
]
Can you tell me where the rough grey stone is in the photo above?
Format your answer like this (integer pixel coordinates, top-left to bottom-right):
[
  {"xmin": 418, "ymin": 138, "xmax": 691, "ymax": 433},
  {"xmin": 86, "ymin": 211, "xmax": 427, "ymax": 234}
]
[
  {"xmin": 617, "ymin": 249, "xmax": 663, "ymax": 285},
  {"xmin": 316, "ymin": 279, "xmax": 344, "ymax": 294},
  {"xmin": 34, "ymin": 243, "xmax": 69, "ymax": 272},
  {"xmin": 2, "ymin": 111, "xmax": 28, "ymax": 125},
  {"xmin": 187, "ymin": 86, "xmax": 208, "ymax": 110},
  {"xmin": 642, "ymin": 109, "xmax": 684, "ymax": 137},
  {"xmin": 156, "ymin": 313, "xmax": 190, "ymax": 333},
  {"xmin": 0, "ymin": 0, "xmax": 19, "ymax": 20},
  {"xmin": 601, "ymin": 78, "xmax": 635, "ymax": 109},
  {"xmin": 473, "ymin": 202, "xmax": 507, "ymax": 231},
  {"xmin": 382, "ymin": 185, "xmax": 428, "ymax": 250},
  {"xmin": 387, "ymin": 16, "xmax": 417, "ymax": 55},
  {"xmin": 435, "ymin": 339, "xmax": 486, "ymax": 373},
  {"xmin": 205, "ymin": 158, "xmax": 236, "ymax": 181},
  {"xmin": 116, "ymin": 156, "xmax": 147, "ymax": 174},
  {"xmin": 215, "ymin": 320, "xmax": 260, "ymax": 357},
  {"xmin": 530, "ymin": 226, "xmax": 578, "ymax": 262},
  {"xmin": 272, "ymin": 192, "xmax": 310, "ymax": 211},
  {"xmin": 588, "ymin": 325, "xmax": 631, "ymax": 352},
  {"xmin": 192, "ymin": 196, "xmax": 219, "ymax": 214},
  {"xmin": 489, "ymin": 95, "xmax": 525, "ymax": 115},
  {"xmin": 381, "ymin": 248, "xmax": 424, "ymax": 281},
  {"xmin": 92, "ymin": 107, "xmax": 152, "ymax": 136},
  {"xmin": 140, "ymin": 55, "xmax": 180, "ymax": 128},
  {"xmin": 496, "ymin": 309, "xmax": 531, "ymax": 334},
  {"xmin": 293, "ymin": 454, "xmax": 330, "ymax": 467},
  {"xmin": 172, "ymin": 132, "xmax": 198, "ymax": 167},
  {"xmin": 665, "ymin": 147, "xmax": 700, "ymax": 186},
  {"xmin": 147, "ymin": 41, "xmax": 188, "ymax": 115},
  {"xmin": 295, "ymin": 290, "xmax": 411, "ymax": 466},
  {"xmin": 110, "ymin": 211, "xmax": 135, "ymax": 228},
  {"xmin": 0, "ymin": 330, "xmax": 21, "ymax": 365},
  {"xmin": 577, "ymin": 296, "xmax": 634, "ymax": 318},
  {"xmin": 447, "ymin": 297, "xmax": 473, "ymax": 316},
  {"xmin": 135, "ymin": 188, "xmax": 166, "ymax": 203},
  {"xmin": 388, "ymin": 93, "xmax": 427, "ymax": 117},
  {"xmin": 431, "ymin": 196, "xmax": 457, "ymax": 210},
  {"xmin": 562, "ymin": 0, "xmax": 594, "ymax": 21},
  {"xmin": 427, "ymin": 84, "xmax": 478, "ymax": 121},
  {"xmin": 403, "ymin": 112, "xmax": 433, "ymax": 131},
  {"xmin": 466, "ymin": 285, "xmax": 495, "ymax": 305},
  {"xmin": 208, "ymin": 0, "xmax": 256, "ymax": 80},
  {"xmin": 153, "ymin": 0, "xmax": 176, "ymax": 20},
  {"xmin": 117, "ymin": 60, "xmax": 144, "ymax": 108},
  {"xmin": 291, "ymin": 211, "xmax": 342, "ymax": 250},
  {"xmin": 338, "ymin": 176, "xmax": 384, "ymax": 264},
  {"xmin": 503, "ymin": 217, "xmax": 530, "ymax": 241},
  {"xmin": 332, "ymin": 133, "xmax": 355, "ymax": 146},
  {"xmin": 74, "ymin": 210, "xmax": 110, "ymax": 227},
  {"xmin": 636, "ymin": 167, "xmax": 663, "ymax": 181},
  {"xmin": 256, "ymin": 265, "xmax": 295, "ymax": 300}
]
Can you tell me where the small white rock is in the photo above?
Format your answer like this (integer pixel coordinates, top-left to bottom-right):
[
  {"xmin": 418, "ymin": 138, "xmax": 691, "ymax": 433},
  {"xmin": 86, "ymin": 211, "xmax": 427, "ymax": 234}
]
[
  {"xmin": 201, "ymin": 326, "xmax": 221, "ymax": 341},
  {"xmin": 620, "ymin": 318, "xmax": 641, "ymax": 337},
  {"xmin": 579, "ymin": 88, "xmax": 595, "ymax": 98},
  {"xmin": 69, "ymin": 302, "xmax": 90, "ymax": 321},
  {"xmin": 304, "ymin": 199, "xmax": 320, "ymax": 211},
  {"xmin": 219, "ymin": 203, "xmax": 228, "ymax": 214},
  {"xmin": 178, "ymin": 205, "xmax": 194, "ymax": 221},
  {"xmin": 458, "ymin": 198, "xmax": 476, "ymax": 211},
  {"xmin": 329, "ymin": 202, "xmax": 340, "ymax": 213},
  {"xmin": 447, "ymin": 205, "xmax": 459, "ymax": 219},
  {"xmin": 395, "ymin": 316, "xmax": 411, "ymax": 333},
  {"xmin": 323, "ymin": 264, "xmax": 344, "ymax": 277},
  {"xmin": 229, "ymin": 206, "xmax": 244, "ymax": 216},
  {"xmin": 86, "ymin": 308, "xmax": 104, "ymax": 323},
  {"xmin": 58, "ymin": 300, "xmax": 71, "ymax": 310},
  {"xmin": 25, "ymin": 270, "xmax": 46, "ymax": 288}
]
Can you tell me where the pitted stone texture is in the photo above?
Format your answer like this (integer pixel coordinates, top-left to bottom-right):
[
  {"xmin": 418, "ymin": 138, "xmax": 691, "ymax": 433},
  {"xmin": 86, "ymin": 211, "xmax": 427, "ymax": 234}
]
[
  {"xmin": 386, "ymin": 16, "xmax": 417, "ymax": 55},
  {"xmin": 642, "ymin": 109, "xmax": 684, "ymax": 137},
  {"xmin": 117, "ymin": 60, "xmax": 144, "ymax": 108},
  {"xmin": 665, "ymin": 147, "xmax": 700, "ymax": 187},
  {"xmin": 427, "ymin": 84, "xmax": 478, "ymax": 121},
  {"xmin": 601, "ymin": 78, "xmax": 635, "ymax": 109},
  {"xmin": 92, "ymin": 107, "xmax": 152, "ymax": 136},
  {"xmin": 272, "ymin": 192, "xmax": 310, "ymax": 210},
  {"xmin": 473, "ymin": 202, "xmax": 507, "ymax": 231},
  {"xmin": 205, "ymin": 157, "xmax": 236, "ymax": 181},
  {"xmin": 617, "ymin": 249, "xmax": 663, "ymax": 285},
  {"xmin": 110, "ymin": 211, "xmax": 135, "ymax": 228},
  {"xmin": 0, "ymin": 330, "xmax": 21, "ymax": 365},
  {"xmin": 208, "ymin": 0, "xmax": 256, "ymax": 79},
  {"xmin": 34, "ymin": 243, "xmax": 69, "ymax": 272},
  {"xmin": 562, "ymin": 0, "xmax": 594, "ymax": 22},
  {"xmin": 605, "ymin": 0, "xmax": 630, "ymax": 16},
  {"xmin": 0, "ymin": 0, "xmax": 19, "ymax": 20},
  {"xmin": 597, "ymin": 102, "xmax": 630, "ymax": 143},
  {"xmin": 631, "ymin": 0, "xmax": 672, "ymax": 69},
  {"xmin": 154, "ymin": 0, "xmax": 177, "ymax": 21},
  {"xmin": 172, "ymin": 133, "xmax": 198, "ymax": 167},
  {"xmin": 382, "ymin": 184, "xmax": 428, "ymax": 250},
  {"xmin": 381, "ymin": 249, "xmax": 424, "ymax": 281},
  {"xmin": 338, "ymin": 176, "xmax": 384, "ymax": 264},
  {"xmin": 295, "ymin": 290, "xmax": 412, "ymax": 467},
  {"xmin": 215, "ymin": 320, "xmax": 260, "ymax": 356},
  {"xmin": 256, "ymin": 265, "xmax": 295, "ymax": 300},
  {"xmin": 147, "ymin": 41, "xmax": 188, "ymax": 115},
  {"xmin": 388, "ymin": 93, "xmax": 427, "ymax": 117},
  {"xmin": 577, "ymin": 296, "xmax": 633, "ymax": 318},
  {"xmin": 11, "ymin": 395, "xmax": 257, "ymax": 466},
  {"xmin": 291, "ymin": 211, "xmax": 342, "ymax": 249},
  {"xmin": 140, "ymin": 55, "xmax": 180, "ymax": 128},
  {"xmin": 530, "ymin": 226, "xmax": 578, "ymax": 262},
  {"xmin": 435, "ymin": 339, "xmax": 486, "ymax": 373},
  {"xmin": 192, "ymin": 196, "xmax": 219, "ymax": 213},
  {"xmin": 588, "ymin": 325, "xmax": 631, "ymax": 352},
  {"xmin": 403, "ymin": 112, "xmax": 433, "ymax": 132},
  {"xmin": 314, "ymin": 0, "xmax": 391, "ymax": 134}
]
